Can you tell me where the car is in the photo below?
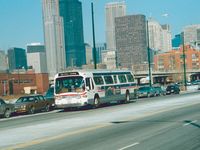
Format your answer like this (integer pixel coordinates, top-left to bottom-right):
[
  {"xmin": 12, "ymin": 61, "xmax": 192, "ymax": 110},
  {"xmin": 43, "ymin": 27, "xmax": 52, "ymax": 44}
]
[
  {"xmin": 166, "ymin": 84, "xmax": 180, "ymax": 94},
  {"xmin": 154, "ymin": 86, "xmax": 166, "ymax": 96},
  {"xmin": 191, "ymin": 80, "xmax": 200, "ymax": 85},
  {"xmin": 44, "ymin": 86, "xmax": 55, "ymax": 109},
  {"xmin": 137, "ymin": 86, "xmax": 157, "ymax": 98},
  {"xmin": 0, "ymin": 98, "xmax": 14, "ymax": 118},
  {"xmin": 14, "ymin": 94, "xmax": 54, "ymax": 114}
]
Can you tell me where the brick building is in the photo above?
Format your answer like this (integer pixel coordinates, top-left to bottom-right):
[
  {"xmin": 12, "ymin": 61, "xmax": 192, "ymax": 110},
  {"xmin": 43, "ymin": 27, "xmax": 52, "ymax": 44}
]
[
  {"xmin": 0, "ymin": 73, "xmax": 49, "ymax": 96},
  {"xmin": 154, "ymin": 45, "xmax": 200, "ymax": 72}
]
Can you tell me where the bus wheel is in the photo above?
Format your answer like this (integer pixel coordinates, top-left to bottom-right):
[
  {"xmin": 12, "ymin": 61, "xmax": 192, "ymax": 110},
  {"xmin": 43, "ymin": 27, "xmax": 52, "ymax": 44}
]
[
  {"xmin": 125, "ymin": 92, "xmax": 130, "ymax": 103},
  {"xmin": 93, "ymin": 96, "xmax": 100, "ymax": 108}
]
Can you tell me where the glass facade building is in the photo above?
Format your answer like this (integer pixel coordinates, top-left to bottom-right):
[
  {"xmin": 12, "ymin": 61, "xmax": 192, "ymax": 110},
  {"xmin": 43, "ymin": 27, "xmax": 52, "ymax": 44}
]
[
  {"xmin": 59, "ymin": 0, "xmax": 86, "ymax": 68},
  {"xmin": 7, "ymin": 47, "xmax": 27, "ymax": 71}
]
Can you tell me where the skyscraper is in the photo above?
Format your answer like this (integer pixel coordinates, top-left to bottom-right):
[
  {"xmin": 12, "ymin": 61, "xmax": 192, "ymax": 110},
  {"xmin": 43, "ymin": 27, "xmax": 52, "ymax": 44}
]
[
  {"xmin": 115, "ymin": 15, "xmax": 148, "ymax": 68},
  {"xmin": 105, "ymin": 1, "xmax": 126, "ymax": 51},
  {"xmin": 42, "ymin": 0, "xmax": 66, "ymax": 78},
  {"xmin": 59, "ymin": 0, "xmax": 86, "ymax": 68},
  {"xmin": 7, "ymin": 47, "xmax": 27, "ymax": 71}
]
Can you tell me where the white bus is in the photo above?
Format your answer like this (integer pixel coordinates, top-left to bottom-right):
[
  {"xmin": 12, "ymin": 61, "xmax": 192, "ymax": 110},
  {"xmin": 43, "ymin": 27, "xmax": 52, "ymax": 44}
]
[{"xmin": 54, "ymin": 70, "xmax": 138, "ymax": 109}]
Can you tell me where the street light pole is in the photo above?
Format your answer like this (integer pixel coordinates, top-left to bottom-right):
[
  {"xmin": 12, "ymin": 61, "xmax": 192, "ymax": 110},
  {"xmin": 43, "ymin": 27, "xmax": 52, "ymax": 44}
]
[
  {"xmin": 91, "ymin": 2, "xmax": 97, "ymax": 69},
  {"xmin": 146, "ymin": 20, "xmax": 152, "ymax": 87},
  {"xmin": 182, "ymin": 33, "xmax": 187, "ymax": 90}
]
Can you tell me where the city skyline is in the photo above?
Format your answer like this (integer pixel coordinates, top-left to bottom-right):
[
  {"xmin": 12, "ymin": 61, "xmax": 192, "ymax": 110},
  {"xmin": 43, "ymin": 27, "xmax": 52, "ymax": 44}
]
[{"xmin": 0, "ymin": 0, "xmax": 200, "ymax": 50}]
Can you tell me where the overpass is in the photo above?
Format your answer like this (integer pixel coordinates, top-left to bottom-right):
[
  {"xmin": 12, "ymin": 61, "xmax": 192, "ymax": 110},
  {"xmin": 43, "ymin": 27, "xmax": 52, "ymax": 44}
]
[{"xmin": 134, "ymin": 69, "xmax": 200, "ymax": 84}]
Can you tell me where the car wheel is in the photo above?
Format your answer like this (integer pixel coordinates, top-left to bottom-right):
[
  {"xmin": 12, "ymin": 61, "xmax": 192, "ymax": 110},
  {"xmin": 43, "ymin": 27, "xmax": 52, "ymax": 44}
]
[
  {"xmin": 147, "ymin": 93, "xmax": 151, "ymax": 98},
  {"xmin": 45, "ymin": 104, "xmax": 50, "ymax": 112},
  {"xmin": 4, "ymin": 109, "xmax": 11, "ymax": 118},
  {"xmin": 29, "ymin": 106, "xmax": 35, "ymax": 114}
]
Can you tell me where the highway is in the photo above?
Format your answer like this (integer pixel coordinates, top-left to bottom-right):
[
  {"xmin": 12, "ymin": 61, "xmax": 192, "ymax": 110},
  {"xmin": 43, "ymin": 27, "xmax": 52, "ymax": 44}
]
[{"xmin": 0, "ymin": 93, "xmax": 200, "ymax": 150}]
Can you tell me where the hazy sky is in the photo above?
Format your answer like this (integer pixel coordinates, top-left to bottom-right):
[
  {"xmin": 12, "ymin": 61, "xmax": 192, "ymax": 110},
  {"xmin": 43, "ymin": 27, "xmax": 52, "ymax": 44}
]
[{"xmin": 0, "ymin": 0, "xmax": 200, "ymax": 50}]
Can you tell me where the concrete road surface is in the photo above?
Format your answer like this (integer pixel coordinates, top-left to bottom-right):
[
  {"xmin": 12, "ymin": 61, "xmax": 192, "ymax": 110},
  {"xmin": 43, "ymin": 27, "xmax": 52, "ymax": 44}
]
[{"xmin": 0, "ymin": 93, "xmax": 200, "ymax": 150}]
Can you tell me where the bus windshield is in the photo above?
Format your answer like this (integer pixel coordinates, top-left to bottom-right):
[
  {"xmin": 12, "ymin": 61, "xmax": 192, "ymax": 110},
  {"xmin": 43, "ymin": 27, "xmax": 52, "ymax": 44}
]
[{"xmin": 55, "ymin": 76, "xmax": 85, "ymax": 94}]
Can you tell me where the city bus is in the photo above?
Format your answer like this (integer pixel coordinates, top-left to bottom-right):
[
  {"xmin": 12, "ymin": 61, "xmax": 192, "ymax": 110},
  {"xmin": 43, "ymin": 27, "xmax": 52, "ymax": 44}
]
[{"xmin": 54, "ymin": 70, "xmax": 138, "ymax": 109}]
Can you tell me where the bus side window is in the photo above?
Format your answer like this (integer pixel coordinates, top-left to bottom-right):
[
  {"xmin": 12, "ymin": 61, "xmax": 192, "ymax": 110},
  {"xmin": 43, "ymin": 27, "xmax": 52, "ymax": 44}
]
[
  {"xmin": 118, "ymin": 75, "xmax": 127, "ymax": 83},
  {"xmin": 113, "ymin": 75, "xmax": 117, "ymax": 83},
  {"xmin": 86, "ymin": 78, "xmax": 91, "ymax": 90},
  {"xmin": 91, "ymin": 79, "xmax": 94, "ymax": 90}
]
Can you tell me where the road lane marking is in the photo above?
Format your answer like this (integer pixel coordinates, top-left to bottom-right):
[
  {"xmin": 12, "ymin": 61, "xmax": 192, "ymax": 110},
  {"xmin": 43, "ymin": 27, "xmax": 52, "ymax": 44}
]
[
  {"xmin": 5, "ymin": 123, "xmax": 111, "ymax": 150},
  {"xmin": 118, "ymin": 142, "xmax": 140, "ymax": 150},
  {"xmin": 183, "ymin": 120, "xmax": 198, "ymax": 126}
]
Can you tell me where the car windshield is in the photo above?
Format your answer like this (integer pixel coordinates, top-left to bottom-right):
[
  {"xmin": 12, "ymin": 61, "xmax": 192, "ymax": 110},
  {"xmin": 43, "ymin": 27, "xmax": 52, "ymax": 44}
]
[{"xmin": 55, "ymin": 76, "xmax": 85, "ymax": 94}]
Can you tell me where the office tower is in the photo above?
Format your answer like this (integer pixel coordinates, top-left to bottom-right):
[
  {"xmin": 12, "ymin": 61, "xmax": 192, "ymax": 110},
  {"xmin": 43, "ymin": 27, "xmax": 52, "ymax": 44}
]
[
  {"xmin": 27, "ymin": 43, "xmax": 45, "ymax": 53},
  {"xmin": 59, "ymin": 0, "xmax": 86, "ymax": 68},
  {"xmin": 105, "ymin": 1, "xmax": 126, "ymax": 51},
  {"xmin": 7, "ymin": 47, "xmax": 27, "ymax": 71},
  {"xmin": 161, "ymin": 24, "xmax": 172, "ymax": 52},
  {"xmin": 172, "ymin": 34, "xmax": 182, "ymax": 49},
  {"xmin": 27, "ymin": 43, "xmax": 47, "ymax": 73},
  {"xmin": 183, "ymin": 24, "xmax": 200, "ymax": 45},
  {"xmin": 0, "ymin": 50, "xmax": 8, "ymax": 71},
  {"xmin": 115, "ymin": 14, "xmax": 148, "ymax": 68},
  {"xmin": 42, "ymin": 0, "xmax": 66, "ymax": 78}
]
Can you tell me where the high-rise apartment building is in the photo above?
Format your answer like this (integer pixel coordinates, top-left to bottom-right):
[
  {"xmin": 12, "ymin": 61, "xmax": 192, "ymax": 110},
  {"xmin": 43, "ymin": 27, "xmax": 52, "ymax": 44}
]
[
  {"xmin": 42, "ymin": 0, "xmax": 66, "ymax": 78},
  {"xmin": 7, "ymin": 47, "xmax": 27, "ymax": 71},
  {"xmin": 183, "ymin": 24, "xmax": 200, "ymax": 45},
  {"xmin": 59, "ymin": 0, "xmax": 86, "ymax": 68},
  {"xmin": 148, "ymin": 19, "xmax": 172, "ymax": 52},
  {"xmin": 105, "ymin": 1, "xmax": 126, "ymax": 51},
  {"xmin": 115, "ymin": 14, "xmax": 148, "ymax": 68},
  {"xmin": 161, "ymin": 24, "xmax": 172, "ymax": 52},
  {"xmin": 27, "ymin": 43, "xmax": 47, "ymax": 73}
]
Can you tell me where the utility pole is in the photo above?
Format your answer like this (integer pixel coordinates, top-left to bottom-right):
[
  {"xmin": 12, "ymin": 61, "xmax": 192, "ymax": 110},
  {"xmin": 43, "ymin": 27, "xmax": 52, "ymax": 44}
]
[
  {"xmin": 146, "ymin": 20, "xmax": 152, "ymax": 87},
  {"xmin": 91, "ymin": 2, "xmax": 97, "ymax": 69},
  {"xmin": 182, "ymin": 32, "xmax": 187, "ymax": 90}
]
